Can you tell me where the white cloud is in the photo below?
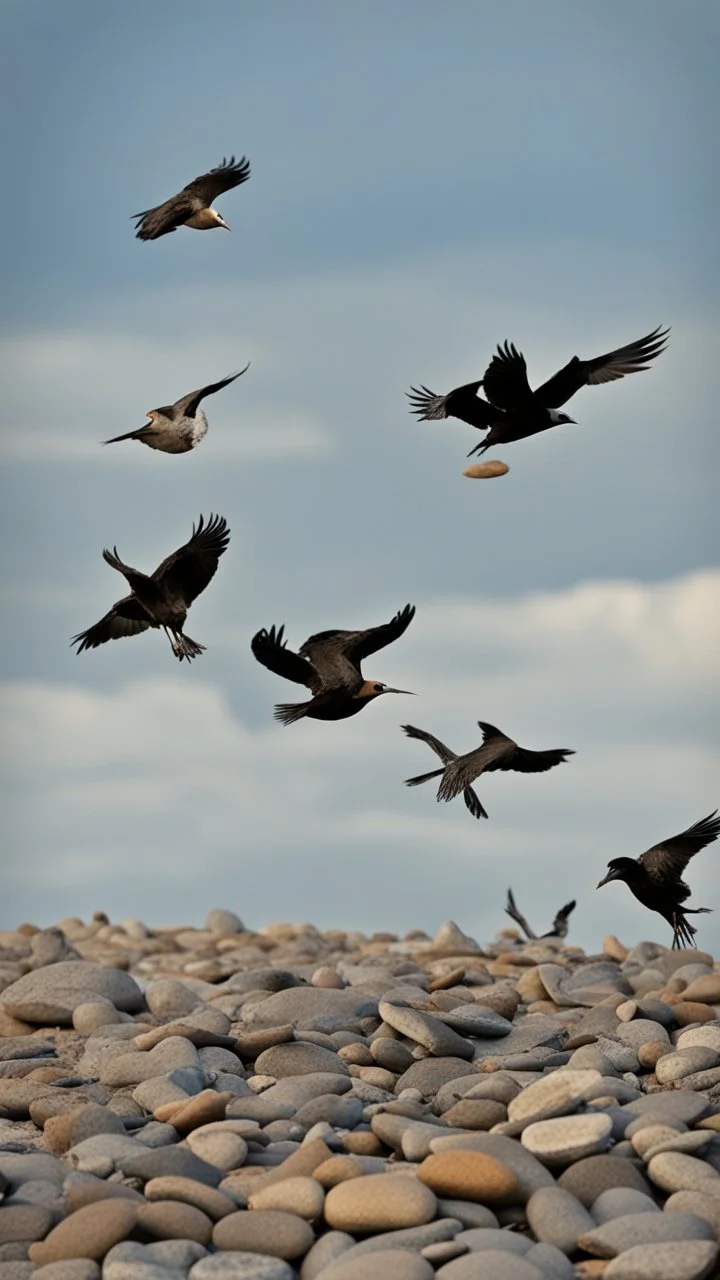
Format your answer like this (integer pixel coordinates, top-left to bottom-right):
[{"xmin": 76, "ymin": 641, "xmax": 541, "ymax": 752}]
[{"xmin": 2, "ymin": 569, "xmax": 718, "ymax": 950}]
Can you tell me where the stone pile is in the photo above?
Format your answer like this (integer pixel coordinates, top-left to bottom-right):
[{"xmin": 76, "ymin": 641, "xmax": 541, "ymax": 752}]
[{"xmin": 0, "ymin": 911, "xmax": 719, "ymax": 1279}]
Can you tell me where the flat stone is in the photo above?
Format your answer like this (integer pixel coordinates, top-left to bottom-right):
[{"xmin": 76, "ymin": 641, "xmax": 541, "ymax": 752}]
[
  {"xmin": 254, "ymin": 1043, "xmax": 349, "ymax": 1078},
  {"xmin": 526, "ymin": 1186, "xmax": 595, "ymax": 1253},
  {"xmin": 27, "ymin": 1200, "xmax": 138, "ymax": 1265},
  {"xmin": 369, "ymin": 1039, "xmax": 415, "ymax": 1074},
  {"xmin": 240, "ymin": 989, "xmax": 377, "ymax": 1030},
  {"xmin": 453, "ymin": 1227, "xmax": 531, "ymax": 1254},
  {"xmin": 429, "ymin": 1132, "xmax": 554, "ymax": 1200},
  {"xmin": 144, "ymin": 1176, "xmax": 236, "ymax": 1219},
  {"xmin": 622, "ymin": 1092, "xmax": 713, "ymax": 1126},
  {"xmin": 525, "ymin": 1242, "xmax": 575, "ymax": 1280},
  {"xmin": 472, "ymin": 1015, "xmax": 567, "ymax": 1064},
  {"xmin": 434, "ymin": 1254, "xmax": 544, "ymax": 1279},
  {"xmin": 432, "ymin": 1007, "xmax": 514, "ymax": 1039},
  {"xmin": 443, "ymin": 1099, "xmax": 507, "ymax": 1129},
  {"xmin": 0, "ymin": 1204, "xmax": 53, "ymax": 1242},
  {"xmin": 647, "ymin": 1152, "xmax": 720, "ymax": 1195},
  {"xmin": 579, "ymin": 1211, "xmax": 716, "ymax": 1257},
  {"xmin": 293, "ymin": 1094, "xmax": 363, "ymax": 1130},
  {"xmin": 136, "ymin": 1198, "xmax": 213, "ymax": 1244},
  {"xmin": 417, "ymin": 1151, "xmax": 516, "ymax": 1204},
  {"xmin": 190, "ymin": 1255, "xmax": 295, "ymax": 1279},
  {"xmin": 378, "ymin": 1003, "xmax": 474, "ymax": 1060},
  {"xmin": 436, "ymin": 1199, "xmax": 498, "ymax": 1228},
  {"xmin": 394, "ymin": 1058, "xmax": 478, "ymax": 1098},
  {"xmin": 299, "ymin": 1231, "xmax": 355, "ymax": 1280},
  {"xmin": 676, "ymin": 1026, "xmax": 720, "ymax": 1053},
  {"xmin": 31, "ymin": 1265, "xmax": 101, "ymax": 1280},
  {"xmin": 185, "ymin": 1130, "xmax": 248, "ymax": 1173},
  {"xmin": 249, "ymin": 1177, "xmax": 324, "ymax": 1220},
  {"xmin": 507, "ymin": 1070, "xmax": 602, "ymax": 1126},
  {"xmin": 324, "ymin": 1219, "xmax": 464, "ymax": 1262},
  {"xmin": 325, "ymin": 1173, "xmax": 437, "ymax": 1231},
  {"xmin": 100, "ymin": 1036, "xmax": 202, "ymax": 1086},
  {"xmin": 641, "ymin": 1131, "xmax": 714, "ymax": 1161},
  {"xmin": 656, "ymin": 1048, "xmax": 720, "ymax": 1084},
  {"xmin": 522, "ymin": 1113, "xmax": 613, "ymax": 1166},
  {"xmin": 212, "ymin": 1210, "xmax": 315, "ymax": 1259},
  {"xmin": 615, "ymin": 1019, "xmax": 670, "ymax": 1049},
  {"xmin": 318, "ymin": 1251, "xmax": 434, "ymax": 1279},
  {"xmin": 591, "ymin": 1188, "xmax": 661, "ymax": 1222},
  {"xmin": 0, "ymin": 964, "xmax": 143, "ymax": 1024},
  {"xmin": 557, "ymin": 1156, "xmax": 652, "ymax": 1207},
  {"xmin": 603, "ymin": 1240, "xmax": 718, "ymax": 1280},
  {"xmin": 681, "ymin": 975, "xmax": 720, "ymax": 1003},
  {"xmin": 156, "ymin": 1089, "xmax": 234, "ymax": 1134},
  {"xmin": 665, "ymin": 1191, "xmax": 720, "ymax": 1236},
  {"xmin": 117, "ymin": 1145, "xmax": 223, "ymax": 1186}
]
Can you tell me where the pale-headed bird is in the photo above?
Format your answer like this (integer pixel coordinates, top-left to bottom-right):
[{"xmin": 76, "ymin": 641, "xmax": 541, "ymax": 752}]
[
  {"xmin": 133, "ymin": 156, "xmax": 250, "ymax": 240},
  {"xmin": 104, "ymin": 366, "xmax": 249, "ymax": 454}
]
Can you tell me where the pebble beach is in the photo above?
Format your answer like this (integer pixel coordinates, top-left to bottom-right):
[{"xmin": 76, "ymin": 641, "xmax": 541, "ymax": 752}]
[{"xmin": 1, "ymin": 912, "xmax": 719, "ymax": 1280}]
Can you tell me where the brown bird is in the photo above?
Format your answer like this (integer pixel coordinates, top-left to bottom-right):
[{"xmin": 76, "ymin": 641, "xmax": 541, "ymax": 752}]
[
  {"xmin": 403, "ymin": 721, "xmax": 574, "ymax": 819},
  {"xmin": 251, "ymin": 605, "xmax": 416, "ymax": 725},
  {"xmin": 103, "ymin": 367, "xmax": 249, "ymax": 454},
  {"xmin": 133, "ymin": 156, "xmax": 250, "ymax": 240},
  {"xmin": 596, "ymin": 811, "xmax": 719, "ymax": 949},
  {"xmin": 505, "ymin": 888, "xmax": 576, "ymax": 940},
  {"xmin": 71, "ymin": 514, "xmax": 230, "ymax": 662},
  {"xmin": 408, "ymin": 325, "xmax": 669, "ymax": 455}
]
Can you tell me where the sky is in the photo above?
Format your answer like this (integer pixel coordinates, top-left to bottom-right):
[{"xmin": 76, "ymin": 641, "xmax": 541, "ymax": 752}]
[{"xmin": 1, "ymin": 0, "xmax": 718, "ymax": 952}]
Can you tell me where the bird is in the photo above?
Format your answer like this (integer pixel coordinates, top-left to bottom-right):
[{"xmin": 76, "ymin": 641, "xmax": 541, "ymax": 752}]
[
  {"xmin": 132, "ymin": 156, "xmax": 250, "ymax": 240},
  {"xmin": 505, "ymin": 888, "xmax": 576, "ymax": 941},
  {"xmin": 596, "ymin": 811, "xmax": 719, "ymax": 950},
  {"xmin": 103, "ymin": 366, "xmax": 249, "ymax": 454},
  {"xmin": 71, "ymin": 514, "xmax": 230, "ymax": 662},
  {"xmin": 402, "ymin": 721, "xmax": 574, "ymax": 819},
  {"xmin": 251, "ymin": 605, "xmax": 416, "ymax": 725},
  {"xmin": 407, "ymin": 325, "xmax": 669, "ymax": 455}
]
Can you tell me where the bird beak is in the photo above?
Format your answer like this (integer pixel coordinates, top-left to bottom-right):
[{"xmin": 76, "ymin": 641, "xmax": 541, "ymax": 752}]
[
  {"xmin": 596, "ymin": 872, "xmax": 613, "ymax": 889},
  {"xmin": 220, "ymin": 219, "xmax": 231, "ymax": 232},
  {"xmin": 384, "ymin": 688, "xmax": 416, "ymax": 696}
]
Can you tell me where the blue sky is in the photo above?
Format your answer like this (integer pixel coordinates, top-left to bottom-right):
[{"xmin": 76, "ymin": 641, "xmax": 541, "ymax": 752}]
[{"xmin": 1, "ymin": 1, "xmax": 718, "ymax": 950}]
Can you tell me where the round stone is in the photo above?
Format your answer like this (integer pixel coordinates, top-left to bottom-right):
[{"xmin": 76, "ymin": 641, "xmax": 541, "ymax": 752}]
[
  {"xmin": 191, "ymin": 1254, "xmax": 295, "ymax": 1279},
  {"xmin": 205, "ymin": 910, "xmax": 244, "ymax": 934},
  {"xmin": 1, "ymin": 962, "xmax": 143, "ymax": 1024},
  {"xmin": 664, "ymin": 1191, "xmax": 720, "ymax": 1236},
  {"xmin": 526, "ymin": 1186, "xmax": 595, "ymax": 1254},
  {"xmin": 557, "ymin": 1155, "xmax": 652, "ymax": 1207},
  {"xmin": 647, "ymin": 1152, "xmax": 720, "ymax": 1195},
  {"xmin": 579, "ymin": 1209, "xmax": 716, "ymax": 1256},
  {"xmin": 212, "ymin": 1210, "xmax": 315, "ymax": 1259},
  {"xmin": 433, "ymin": 1253, "xmax": 543, "ymax": 1278},
  {"xmin": 144, "ymin": 1176, "xmax": 236, "ymax": 1220},
  {"xmin": 417, "ymin": 1151, "xmax": 517, "ymax": 1203},
  {"xmin": 185, "ymin": 1130, "xmax": 248, "ymax": 1172},
  {"xmin": 312, "ymin": 969, "xmax": 344, "ymax": 989},
  {"xmin": 249, "ymin": 1177, "xmax": 324, "ymax": 1220},
  {"xmin": 591, "ymin": 1188, "xmax": 660, "ymax": 1223},
  {"xmin": 28, "ymin": 1200, "xmax": 138, "ymax": 1265},
  {"xmin": 602, "ymin": 1240, "xmax": 718, "ymax": 1280},
  {"xmin": 443, "ymin": 1099, "xmax": 507, "ymax": 1130},
  {"xmin": 656, "ymin": 1048, "xmax": 720, "ymax": 1085},
  {"xmin": 463, "ymin": 461, "xmax": 510, "ymax": 479},
  {"xmin": 72, "ymin": 1000, "xmax": 125, "ymax": 1034},
  {"xmin": 318, "ymin": 1252, "xmax": 434, "ymax": 1280},
  {"xmin": 136, "ymin": 1198, "xmax": 213, "ymax": 1244},
  {"xmin": 0, "ymin": 1203, "xmax": 53, "ymax": 1242},
  {"xmin": 32, "ymin": 1263, "xmax": 101, "ymax": 1280},
  {"xmin": 521, "ymin": 1114, "xmax": 613, "ymax": 1166},
  {"xmin": 254, "ymin": 1044, "xmax": 349, "ymax": 1078},
  {"xmin": 324, "ymin": 1174, "xmax": 438, "ymax": 1232}
]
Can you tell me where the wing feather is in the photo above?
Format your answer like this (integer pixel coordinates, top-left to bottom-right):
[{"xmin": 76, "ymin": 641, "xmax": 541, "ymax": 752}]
[
  {"xmin": 402, "ymin": 723, "xmax": 457, "ymax": 764},
  {"xmin": 406, "ymin": 381, "xmax": 496, "ymax": 431},
  {"xmin": 174, "ymin": 365, "xmax": 250, "ymax": 419},
  {"xmin": 534, "ymin": 325, "xmax": 670, "ymax": 408},
  {"xmin": 639, "ymin": 810, "xmax": 720, "ymax": 886},
  {"xmin": 153, "ymin": 514, "xmax": 230, "ymax": 605},
  {"xmin": 482, "ymin": 342, "xmax": 534, "ymax": 410},
  {"xmin": 483, "ymin": 744, "xmax": 575, "ymax": 774},
  {"xmin": 251, "ymin": 625, "xmax": 320, "ymax": 690},
  {"xmin": 133, "ymin": 156, "xmax": 251, "ymax": 240},
  {"xmin": 71, "ymin": 596, "xmax": 152, "ymax": 652}
]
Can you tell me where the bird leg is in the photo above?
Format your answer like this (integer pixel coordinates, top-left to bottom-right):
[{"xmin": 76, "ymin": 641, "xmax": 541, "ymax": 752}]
[{"xmin": 162, "ymin": 626, "xmax": 206, "ymax": 662}]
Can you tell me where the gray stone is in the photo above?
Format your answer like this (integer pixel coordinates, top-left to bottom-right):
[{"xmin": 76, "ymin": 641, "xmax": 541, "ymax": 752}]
[
  {"xmin": 676, "ymin": 1026, "xmax": 720, "ymax": 1053},
  {"xmin": 206, "ymin": 910, "xmax": 245, "ymax": 934},
  {"xmin": 100, "ymin": 1036, "xmax": 203, "ymax": 1087},
  {"xmin": 664, "ymin": 1191, "xmax": 720, "ymax": 1236},
  {"xmin": 454, "ymin": 1228, "xmax": 531, "ymax": 1254},
  {"xmin": 526, "ymin": 1243, "xmax": 574, "ymax": 1280},
  {"xmin": 394, "ymin": 1058, "xmax": 478, "ymax": 1098},
  {"xmin": 377, "ymin": 1003, "xmax": 474, "ymax": 1060},
  {"xmin": 603, "ymin": 1240, "xmax": 718, "ymax": 1280},
  {"xmin": 522, "ymin": 1113, "xmax": 613, "ymax": 1166},
  {"xmin": 240, "ymin": 989, "xmax": 378, "ymax": 1030},
  {"xmin": 593, "ymin": 1037, "xmax": 640, "ymax": 1073},
  {"xmin": 65, "ymin": 1133, "xmax": 143, "ymax": 1168},
  {"xmin": 103, "ymin": 1262, "xmax": 186, "ymax": 1280},
  {"xmin": 293, "ymin": 1095, "xmax": 363, "ymax": 1130},
  {"xmin": 145, "ymin": 979, "xmax": 202, "ymax": 1019},
  {"xmin": 472, "ymin": 1016, "xmax": 566, "ymax": 1064},
  {"xmin": 656, "ymin": 1047, "xmax": 720, "ymax": 1084},
  {"xmin": 507, "ymin": 1070, "xmax": 602, "ymax": 1126},
  {"xmin": 256, "ymin": 1075, "xmax": 352, "ymax": 1112},
  {"xmin": 199, "ymin": 1047, "xmax": 246, "ymax": 1077},
  {"xmin": 254, "ymin": 1043, "xmax": 348, "ymax": 1078},
  {"xmin": 435, "ymin": 1254, "xmax": 544, "ymax": 1279},
  {"xmin": 436, "ymin": 1200, "xmax": 498, "ymax": 1229},
  {"xmin": 299, "ymin": 1231, "xmax": 355, "ymax": 1280},
  {"xmin": 432, "ymin": 1006, "xmax": 514, "ymax": 1039},
  {"xmin": 32, "ymin": 1263, "xmax": 101, "ymax": 1280},
  {"xmin": 623, "ymin": 1092, "xmax": 713, "ymax": 1126},
  {"xmin": 615, "ymin": 1019, "xmax": 671, "ymax": 1050},
  {"xmin": 2, "ymin": 1178, "xmax": 63, "ymax": 1214},
  {"xmin": 557, "ymin": 1155, "xmax": 652, "ymax": 1207},
  {"xmin": 0, "ymin": 962, "xmax": 143, "ymax": 1023},
  {"xmin": 579, "ymin": 1211, "xmax": 716, "ymax": 1257},
  {"xmin": 190, "ymin": 1257, "xmax": 295, "ymax": 1279},
  {"xmin": 118, "ymin": 1144, "xmax": 222, "ymax": 1186},
  {"xmin": 647, "ymin": 1152, "xmax": 720, "ymax": 1195},
  {"xmin": 566, "ymin": 1046, "xmax": 620, "ymax": 1077},
  {"xmin": 591, "ymin": 1188, "xmax": 661, "ymax": 1223},
  {"xmin": 324, "ymin": 1219, "xmax": 463, "ymax": 1262},
  {"xmin": 526, "ymin": 1186, "xmax": 595, "ymax": 1254},
  {"xmin": 429, "ymin": 1132, "xmax": 554, "ymax": 1200}
]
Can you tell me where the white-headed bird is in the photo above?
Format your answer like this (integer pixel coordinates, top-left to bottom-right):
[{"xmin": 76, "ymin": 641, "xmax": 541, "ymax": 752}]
[
  {"xmin": 104, "ymin": 367, "xmax": 249, "ymax": 454},
  {"xmin": 133, "ymin": 156, "xmax": 250, "ymax": 240}
]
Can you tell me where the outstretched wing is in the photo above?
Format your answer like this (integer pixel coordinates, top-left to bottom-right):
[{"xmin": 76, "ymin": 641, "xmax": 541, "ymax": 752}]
[
  {"xmin": 482, "ymin": 343, "xmax": 534, "ymax": 411},
  {"xmin": 534, "ymin": 325, "xmax": 670, "ymax": 408},
  {"xmin": 406, "ymin": 381, "xmax": 496, "ymax": 431},
  {"xmin": 548, "ymin": 899, "xmax": 576, "ymax": 937},
  {"xmin": 477, "ymin": 722, "xmax": 575, "ymax": 774},
  {"xmin": 71, "ymin": 596, "xmax": 152, "ymax": 652},
  {"xmin": 153, "ymin": 514, "xmax": 230, "ymax": 605},
  {"xmin": 251, "ymin": 625, "xmax": 320, "ymax": 691},
  {"xmin": 133, "ymin": 156, "xmax": 251, "ymax": 239},
  {"xmin": 402, "ymin": 723, "xmax": 457, "ymax": 764},
  {"xmin": 174, "ymin": 365, "xmax": 250, "ymax": 419},
  {"xmin": 639, "ymin": 810, "xmax": 720, "ymax": 887},
  {"xmin": 300, "ymin": 604, "xmax": 416, "ymax": 680},
  {"xmin": 343, "ymin": 603, "xmax": 416, "ymax": 665}
]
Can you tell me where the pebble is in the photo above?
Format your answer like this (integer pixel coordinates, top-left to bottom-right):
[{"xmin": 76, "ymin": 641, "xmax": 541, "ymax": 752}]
[
  {"xmin": 144, "ymin": 1176, "xmax": 236, "ymax": 1219},
  {"xmin": 248, "ymin": 1176, "xmax": 325, "ymax": 1219},
  {"xmin": 557, "ymin": 1155, "xmax": 652, "ymax": 1206},
  {"xmin": 526, "ymin": 1186, "xmax": 595, "ymax": 1253},
  {"xmin": 254, "ymin": 1044, "xmax": 349, "ymax": 1078},
  {"xmin": 190, "ymin": 1256, "xmax": 295, "ymax": 1279},
  {"xmin": 212, "ymin": 1210, "xmax": 315, "ymax": 1258},
  {"xmin": 417, "ymin": 1151, "xmax": 516, "ymax": 1202},
  {"xmin": 435, "ymin": 1254, "xmax": 544, "ymax": 1279},
  {"xmin": 325, "ymin": 1173, "xmax": 437, "ymax": 1231},
  {"xmin": 580, "ymin": 1209, "xmax": 716, "ymax": 1257},
  {"xmin": 429, "ymin": 1133, "xmax": 554, "ymax": 1200},
  {"xmin": 647, "ymin": 1151, "xmax": 720, "ymax": 1194},
  {"xmin": 521, "ymin": 1113, "xmax": 613, "ymax": 1165},
  {"xmin": 27, "ymin": 1200, "xmax": 138, "ymax": 1265},
  {"xmin": 299, "ymin": 1231, "xmax": 355, "ymax": 1280},
  {"xmin": 507, "ymin": 1070, "xmax": 603, "ymax": 1126},
  {"xmin": 591, "ymin": 1188, "xmax": 661, "ymax": 1222},
  {"xmin": 31, "ymin": 1266, "xmax": 101, "ymax": 1280},
  {"xmin": 602, "ymin": 1240, "xmax": 719, "ymax": 1280},
  {"xmin": 136, "ymin": 1197, "xmax": 213, "ymax": 1243},
  {"xmin": 318, "ymin": 1253, "xmax": 434, "ymax": 1280},
  {"xmin": 377, "ymin": 1003, "xmax": 475, "ymax": 1060}
]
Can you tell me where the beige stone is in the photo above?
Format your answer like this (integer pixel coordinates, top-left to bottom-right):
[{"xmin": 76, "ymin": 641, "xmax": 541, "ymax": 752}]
[
  {"xmin": 144, "ymin": 1175, "xmax": 236, "ymax": 1219},
  {"xmin": 212, "ymin": 1209, "xmax": 314, "ymax": 1258},
  {"xmin": 324, "ymin": 1173, "xmax": 437, "ymax": 1232},
  {"xmin": 136, "ymin": 1198, "xmax": 213, "ymax": 1244},
  {"xmin": 249, "ymin": 1175, "xmax": 325, "ymax": 1220},
  {"xmin": 417, "ymin": 1151, "xmax": 516, "ymax": 1203},
  {"xmin": 28, "ymin": 1200, "xmax": 138, "ymax": 1265}
]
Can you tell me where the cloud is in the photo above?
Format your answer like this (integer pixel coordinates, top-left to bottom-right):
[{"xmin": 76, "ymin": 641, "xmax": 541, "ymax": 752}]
[{"xmin": 2, "ymin": 569, "xmax": 718, "ymax": 949}]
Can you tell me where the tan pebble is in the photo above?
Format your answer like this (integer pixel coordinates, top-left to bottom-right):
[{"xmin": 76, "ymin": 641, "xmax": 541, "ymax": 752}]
[
  {"xmin": 0, "ymin": 1010, "xmax": 34, "ymax": 1035},
  {"xmin": 144, "ymin": 1175, "xmax": 237, "ymax": 1219},
  {"xmin": 212, "ymin": 1208, "xmax": 315, "ymax": 1258},
  {"xmin": 313, "ymin": 1156, "xmax": 365, "ymax": 1189},
  {"xmin": 672, "ymin": 1001, "xmax": 718, "ymax": 1025},
  {"xmin": 136, "ymin": 1198, "xmax": 212, "ymax": 1244},
  {"xmin": 575, "ymin": 1263, "xmax": 610, "ymax": 1277},
  {"xmin": 475, "ymin": 987, "xmax": 520, "ymax": 1019},
  {"xmin": 631, "ymin": 1124, "xmax": 680, "ymax": 1158},
  {"xmin": 233, "ymin": 1025, "xmax": 295, "ymax": 1058},
  {"xmin": 324, "ymin": 1172, "xmax": 437, "ymax": 1232},
  {"xmin": 0, "ymin": 1080, "xmax": 57, "ymax": 1119},
  {"xmin": 350, "ymin": 1065, "xmax": 396, "ymax": 1090},
  {"xmin": 616, "ymin": 1001, "xmax": 638, "ymax": 1022},
  {"xmin": 638, "ymin": 1041, "xmax": 671, "ymax": 1069},
  {"xmin": 26, "ymin": 1065, "xmax": 75, "ymax": 1082},
  {"xmin": 155, "ymin": 1088, "xmax": 233, "ymax": 1132},
  {"xmin": 342, "ymin": 1130, "xmax": 384, "ymax": 1156},
  {"xmin": 429, "ymin": 967, "xmax": 466, "ymax": 991},
  {"xmin": 417, "ymin": 1151, "xmax": 516, "ymax": 1203},
  {"xmin": 443, "ymin": 1098, "xmax": 507, "ymax": 1129},
  {"xmin": 65, "ymin": 1180, "xmax": 145, "ymax": 1212},
  {"xmin": 312, "ymin": 968, "xmax": 344, "ymax": 989},
  {"xmin": 43, "ymin": 1106, "xmax": 87, "ymax": 1153},
  {"xmin": 249, "ymin": 1175, "xmax": 325, "ymax": 1219},
  {"xmin": 319, "ymin": 1251, "xmax": 435, "ymax": 1279},
  {"xmin": 603, "ymin": 937, "xmax": 629, "ymax": 963},
  {"xmin": 697, "ymin": 1115, "xmax": 720, "ymax": 1132},
  {"xmin": 516, "ymin": 968, "xmax": 548, "ymax": 1003},
  {"xmin": 337, "ymin": 1044, "xmax": 374, "ymax": 1066},
  {"xmin": 682, "ymin": 975, "xmax": 720, "ymax": 1004},
  {"xmin": 185, "ymin": 1127, "xmax": 248, "ymax": 1171},
  {"xmin": 250, "ymin": 1137, "xmax": 334, "ymax": 1190},
  {"xmin": 463, "ymin": 460, "xmax": 510, "ymax": 478},
  {"xmin": 28, "ymin": 1200, "xmax": 138, "ymax": 1265}
]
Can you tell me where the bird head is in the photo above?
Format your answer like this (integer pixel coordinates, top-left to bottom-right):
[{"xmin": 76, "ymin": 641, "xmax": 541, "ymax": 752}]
[
  {"xmin": 596, "ymin": 858, "xmax": 635, "ymax": 889},
  {"xmin": 356, "ymin": 679, "xmax": 415, "ymax": 701},
  {"xmin": 210, "ymin": 209, "xmax": 231, "ymax": 231}
]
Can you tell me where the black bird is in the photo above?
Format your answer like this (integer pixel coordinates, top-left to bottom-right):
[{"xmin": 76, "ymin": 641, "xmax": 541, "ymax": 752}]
[
  {"xmin": 505, "ymin": 888, "xmax": 576, "ymax": 940},
  {"xmin": 251, "ymin": 605, "xmax": 416, "ymax": 725},
  {"xmin": 403, "ymin": 721, "xmax": 574, "ymax": 819},
  {"xmin": 103, "ymin": 367, "xmax": 249, "ymax": 454},
  {"xmin": 407, "ymin": 325, "xmax": 669, "ymax": 455},
  {"xmin": 596, "ymin": 811, "xmax": 719, "ymax": 950},
  {"xmin": 71, "ymin": 514, "xmax": 230, "ymax": 662},
  {"xmin": 133, "ymin": 156, "xmax": 251, "ymax": 240}
]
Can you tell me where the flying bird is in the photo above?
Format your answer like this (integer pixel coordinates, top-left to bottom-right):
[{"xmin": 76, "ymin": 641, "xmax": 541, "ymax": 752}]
[
  {"xmin": 103, "ymin": 366, "xmax": 249, "ymax": 454},
  {"xmin": 133, "ymin": 155, "xmax": 251, "ymax": 240},
  {"xmin": 596, "ymin": 811, "xmax": 719, "ymax": 949},
  {"xmin": 251, "ymin": 605, "xmax": 416, "ymax": 725},
  {"xmin": 505, "ymin": 888, "xmax": 576, "ymax": 941},
  {"xmin": 403, "ymin": 721, "xmax": 574, "ymax": 819},
  {"xmin": 407, "ymin": 325, "xmax": 669, "ymax": 455},
  {"xmin": 71, "ymin": 514, "xmax": 230, "ymax": 662}
]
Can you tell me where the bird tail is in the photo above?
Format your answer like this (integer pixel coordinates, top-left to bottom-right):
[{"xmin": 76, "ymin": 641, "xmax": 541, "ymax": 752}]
[
  {"xmin": 436, "ymin": 761, "xmax": 466, "ymax": 804},
  {"xmin": 103, "ymin": 428, "xmax": 147, "ymax": 445},
  {"xmin": 404, "ymin": 767, "xmax": 446, "ymax": 788},
  {"xmin": 463, "ymin": 788, "xmax": 488, "ymax": 820},
  {"xmin": 274, "ymin": 700, "xmax": 311, "ymax": 726}
]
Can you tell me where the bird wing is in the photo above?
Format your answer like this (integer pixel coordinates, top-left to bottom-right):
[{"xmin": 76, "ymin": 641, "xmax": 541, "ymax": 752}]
[
  {"xmin": 71, "ymin": 596, "xmax": 152, "ymax": 652},
  {"xmin": 482, "ymin": 343, "xmax": 535, "ymax": 410},
  {"xmin": 505, "ymin": 888, "xmax": 536, "ymax": 939},
  {"xmin": 402, "ymin": 724, "xmax": 457, "ymax": 763},
  {"xmin": 479, "ymin": 720, "xmax": 574, "ymax": 773},
  {"xmin": 153, "ymin": 514, "xmax": 230, "ymax": 606},
  {"xmin": 406, "ymin": 381, "xmax": 496, "ymax": 430},
  {"xmin": 549, "ymin": 900, "xmax": 576, "ymax": 936},
  {"xmin": 173, "ymin": 364, "xmax": 250, "ymax": 419},
  {"xmin": 533, "ymin": 326, "xmax": 670, "ymax": 408},
  {"xmin": 132, "ymin": 157, "xmax": 250, "ymax": 240},
  {"xmin": 300, "ymin": 605, "xmax": 416, "ymax": 681},
  {"xmin": 251, "ymin": 625, "xmax": 320, "ymax": 691},
  {"xmin": 181, "ymin": 155, "xmax": 251, "ymax": 203},
  {"xmin": 639, "ymin": 810, "xmax": 720, "ymax": 886}
]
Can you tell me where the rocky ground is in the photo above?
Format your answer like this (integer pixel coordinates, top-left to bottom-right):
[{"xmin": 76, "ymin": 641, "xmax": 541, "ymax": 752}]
[{"xmin": 0, "ymin": 913, "xmax": 719, "ymax": 1280}]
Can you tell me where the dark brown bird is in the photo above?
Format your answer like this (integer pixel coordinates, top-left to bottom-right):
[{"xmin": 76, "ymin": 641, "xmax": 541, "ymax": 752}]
[
  {"xmin": 403, "ymin": 721, "xmax": 574, "ymax": 819},
  {"xmin": 596, "ymin": 811, "xmax": 719, "ymax": 949},
  {"xmin": 407, "ymin": 325, "xmax": 669, "ymax": 455},
  {"xmin": 71, "ymin": 514, "xmax": 230, "ymax": 662},
  {"xmin": 133, "ymin": 156, "xmax": 250, "ymax": 240},
  {"xmin": 251, "ymin": 605, "xmax": 416, "ymax": 725},
  {"xmin": 505, "ymin": 888, "xmax": 576, "ymax": 940}
]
